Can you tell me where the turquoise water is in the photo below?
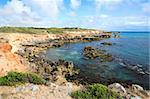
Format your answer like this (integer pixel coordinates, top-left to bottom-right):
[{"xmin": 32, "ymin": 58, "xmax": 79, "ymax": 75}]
[{"xmin": 46, "ymin": 32, "xmax": 150, "ymax": 89}]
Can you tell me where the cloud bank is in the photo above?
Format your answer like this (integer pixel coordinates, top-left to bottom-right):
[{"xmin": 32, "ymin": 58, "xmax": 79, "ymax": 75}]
[{"xmin": 0, "ymin": 0, "xmax": 149, "ymax": 31}]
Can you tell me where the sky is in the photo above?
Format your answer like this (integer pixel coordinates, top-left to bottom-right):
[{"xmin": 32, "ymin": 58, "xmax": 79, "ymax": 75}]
[{"xmin": 0, "ymin": 0, "xmax": 149, "ymax": 31}]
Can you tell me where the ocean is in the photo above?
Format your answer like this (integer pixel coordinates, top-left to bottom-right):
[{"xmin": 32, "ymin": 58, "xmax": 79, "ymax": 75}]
[{"xmin": 46, "ymin": 32, "xmax": 150, "ymax": 89}]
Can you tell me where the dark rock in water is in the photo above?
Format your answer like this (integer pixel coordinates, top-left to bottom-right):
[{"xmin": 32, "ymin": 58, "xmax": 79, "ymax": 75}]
[
  {"xmin": 137, "ymin": 68, "xmax": 143, "ymax": 72},
  {"xmin": 139, "ymin": 71, "xmax": 145, "ymax": 75},
  {"xmin": 101, "ymin": 42, "xmax": 113, "ymax": 46},
  {"xmin": 99, "ymin": 54, "xmax": 113, "ymax": 62},
  {"xmin": 137, "ymin": 64, "xmax": 143, "ymax": 68},
  {"xmin": 83, "ymin": 46, "xmax": 100, "ymax": 59},
  {"xmin": 82, "ymin": 37, "xmax": 99, "ymax": 42},
  {"xmin": 119, "ymin": 62, "xmax": 126, "ymax": 67},
  {"xmin": 129, "ymin": 65, "xmax": 147, "ymax": 75},
  {"xmin": 83, "ymin": 46, "xmax": 114, "ymax": 62},
  {"xmin": 52, "ymin": 42, "xmax": 63, "ymax": 47},
  {"xmin": 131, "ymin": 66, "xmax": 139, "ymax": 71},
  {"xmin": 145, "ymin": 71, "xmax": 150, "ymax": 75}
]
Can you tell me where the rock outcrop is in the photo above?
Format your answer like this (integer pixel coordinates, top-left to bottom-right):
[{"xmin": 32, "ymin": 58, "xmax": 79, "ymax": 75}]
[
  {"xmin": 83, "ymin": 46, "xmax": 113, "ymax": 62},
  {"xmin": 117, "ymin": 58, "xmax": 150, "ymax": 76},
  {"xmin": 108, "ymin": 83, "xmax": 150, "ymax": 99},
  {"xmin": 19, "ymin": 47, "xmax": 79, "ymax": 85},
  {"xmin": 83, "ymin": 46, "xmax": 100, "ymax": 59},
  {"xmin": 108, "ymin": 83, "xmax": 127, "ymax": 98}
]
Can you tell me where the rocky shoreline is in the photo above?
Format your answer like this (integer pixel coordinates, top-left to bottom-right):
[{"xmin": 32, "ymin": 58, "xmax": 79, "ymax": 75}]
[
  {"xmin": 15, "ymin": 32, "xmax": 112, "ymax": 85},
  {"xmin": 0, "ymin": 31, "xmax": 149, "ymax": 99}
]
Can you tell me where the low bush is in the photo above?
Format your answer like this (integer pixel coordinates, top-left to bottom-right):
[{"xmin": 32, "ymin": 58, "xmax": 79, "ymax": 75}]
[
  {"xmin": 71, "ymin": 84, "xmax": 122, "ymax": 99},
  {"xmin": 0, "ymin": 72, "xmax": 46, "ymax": 86}
]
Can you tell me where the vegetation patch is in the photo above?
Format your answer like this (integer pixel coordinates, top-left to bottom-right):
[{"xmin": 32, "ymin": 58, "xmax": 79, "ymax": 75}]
[
  {"xmin": 0, "ymin": 27, "xmax": 93, "ymax": 34},
  {"xmin": 71, "ymin": 84, "xmax": 122, "ymax": 99},
  {"xmin": 0, "ymin": 72, "xmax": 46, "ymax": 86}
]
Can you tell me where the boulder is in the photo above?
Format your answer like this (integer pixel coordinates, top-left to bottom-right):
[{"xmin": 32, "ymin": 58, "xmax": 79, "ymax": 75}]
[
  {"xmin": 132, "ymin": 84, "xmax": 144, "ymax": 92},
  {"xmin": 131, "ymin": 66, "xmax": 139, "ymax": 71},
  {"xmin": 108, "ymin": 83, "xmax": 127, "ymax": 96},
  {"xmin": 129, "ymin": 95, "xmax": 142, "ymax": 99},
  {"xmin": 127, "ymin": 84, "xmax": 150, "ymax": 99}
]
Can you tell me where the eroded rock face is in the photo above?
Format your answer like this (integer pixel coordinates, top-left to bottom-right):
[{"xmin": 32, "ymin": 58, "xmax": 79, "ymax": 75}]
[
  {"xmin": 36, "ymin": 59, "xmax": 78, "ymax": 85},
  {"xmin": 0, "ymin": 43, "xmax": 12, "ymax": 53},
  {"xmin": 0, "ymin": 43, "xmax": 28, "ymax": 76}
]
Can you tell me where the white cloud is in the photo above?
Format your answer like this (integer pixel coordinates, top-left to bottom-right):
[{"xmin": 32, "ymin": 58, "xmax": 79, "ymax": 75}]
[
  {"xmin": 142, "ymin": 3, "xmax": 150, "ymax": 15},
  {"xmin": 68, "ymin": 0, "xmax": 81, "ymax": 18},
  {"xmin": 95, "ymin": 0, "xmax": 122, "ymax": 4},
  {"xmin": 0, "ymin": 0, "xmax": 33, "ymax": 16},
  {"xmin": 78, "ymin": 15, "xmax": 149, "ymax": 30},
  {"xmin": 68, "ymin": 11, "xmax": 76, "ymax": 17},
  {"xmin": 0, "ymin": 0, "xmax": 64, "ymax": 27},
  {"xmin": 22, "ymin": 0, "xmax": 64, "ymax": 18},
  {"xmin": 95, "ymin": 0, "xmax": 122, "ymax": 11},
  {"xmin": 70, "ymin": 0, "xmax": 81, "ymax": 10},
  {"xmin": 0, "ymin": 0, "xmax": 39, "ymax": 26},
  {"xmin": 124, "ymin": 16, "xmax": 149, "ymax": 26}
]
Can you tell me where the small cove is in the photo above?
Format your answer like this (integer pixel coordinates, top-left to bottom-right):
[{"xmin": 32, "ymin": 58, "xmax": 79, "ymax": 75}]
[{"xmin": 46, "ymin": 32, "xmax": 149, "ymax": 89}]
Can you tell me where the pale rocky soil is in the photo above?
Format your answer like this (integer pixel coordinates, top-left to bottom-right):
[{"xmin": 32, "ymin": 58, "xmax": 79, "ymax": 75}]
[{"xmin": 0, "ymin": 83, "xmax": 81, "ymax": 99}]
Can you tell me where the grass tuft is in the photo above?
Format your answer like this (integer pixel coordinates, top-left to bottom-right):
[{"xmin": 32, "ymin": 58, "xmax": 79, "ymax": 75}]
[
  {"xmin": 0, "ymin": 72, "xmax": 46, "ymax": 86},
  {"xmin": 71, "ymin": 84, "xmax": 122, "ymax": 99}
]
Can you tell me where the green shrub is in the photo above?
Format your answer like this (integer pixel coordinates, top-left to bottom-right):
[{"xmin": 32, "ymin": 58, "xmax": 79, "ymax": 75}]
[
  {"xmin": 0, "ymin": 72, "xmax": 46, "ymax": 86},
  {"xmin": 71, "ymin": 84, "xmax": 122, "ymax": 99}
]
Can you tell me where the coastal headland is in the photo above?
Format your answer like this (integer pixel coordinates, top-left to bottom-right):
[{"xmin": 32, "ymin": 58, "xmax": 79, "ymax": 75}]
[{"xmin": 0, "ymin": 27, "xmax": 149, "ymax": 99}]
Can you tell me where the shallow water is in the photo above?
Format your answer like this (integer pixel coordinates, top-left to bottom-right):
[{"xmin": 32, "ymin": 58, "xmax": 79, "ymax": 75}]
[{"xmin": 46, "ymin": 32, "xmax": 150, "ymax": 89}]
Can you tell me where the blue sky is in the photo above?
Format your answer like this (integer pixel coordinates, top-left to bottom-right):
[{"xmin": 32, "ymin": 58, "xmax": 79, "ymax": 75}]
[{"xmin": 0, "ymin": 0, "xmax": 149, "ymax": 31}]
